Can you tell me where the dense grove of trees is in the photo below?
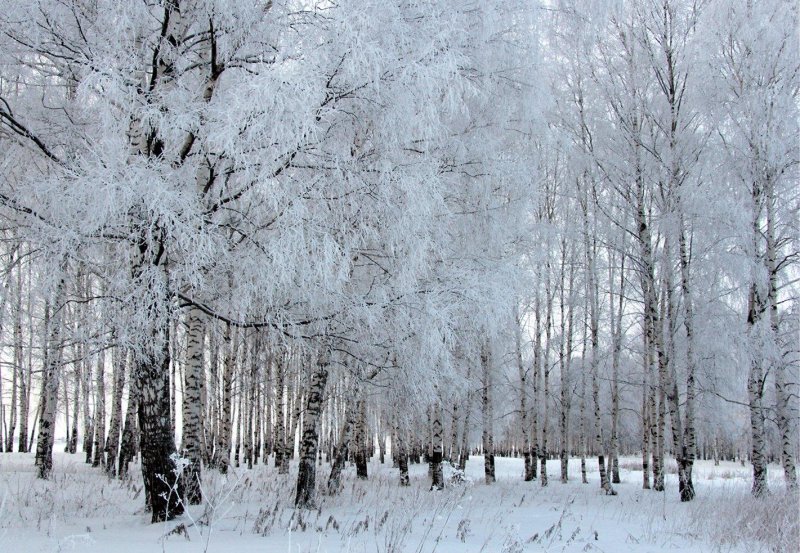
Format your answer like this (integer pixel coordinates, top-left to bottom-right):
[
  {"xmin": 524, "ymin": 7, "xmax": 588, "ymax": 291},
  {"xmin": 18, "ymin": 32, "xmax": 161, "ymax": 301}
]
[{"xmin": 0, "ymin": 0, "xmax": 796, "ymax": 522}]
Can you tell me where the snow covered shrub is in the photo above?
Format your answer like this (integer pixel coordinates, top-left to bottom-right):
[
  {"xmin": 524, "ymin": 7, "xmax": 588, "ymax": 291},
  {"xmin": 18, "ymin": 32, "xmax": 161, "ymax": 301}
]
[{"xmin": 443, "ymin": 461, "xmax": 472, "ymax": 487}]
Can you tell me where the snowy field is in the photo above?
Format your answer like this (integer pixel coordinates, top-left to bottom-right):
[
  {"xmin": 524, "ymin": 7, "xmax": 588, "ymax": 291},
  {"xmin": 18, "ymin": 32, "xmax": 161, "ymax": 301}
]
[{"xmin": 1, "ymin": 450, "xmax": 797, "ymax": 553}]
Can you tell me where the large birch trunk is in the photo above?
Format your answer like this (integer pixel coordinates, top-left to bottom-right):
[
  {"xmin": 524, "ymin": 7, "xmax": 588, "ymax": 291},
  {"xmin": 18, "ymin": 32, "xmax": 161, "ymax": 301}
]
[
  {"xmin": 132, "ymin": 257, "xmax": 184, "ymax": 521},
  {"xmin": 295, "ymin": 350, "xmax": 330, "ymax": 509}
]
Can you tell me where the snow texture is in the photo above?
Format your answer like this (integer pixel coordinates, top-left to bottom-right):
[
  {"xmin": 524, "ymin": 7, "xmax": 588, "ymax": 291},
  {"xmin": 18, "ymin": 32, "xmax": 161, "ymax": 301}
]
[{"xmin": 1, "ymin": 449, "xmax": 797, "ymax": 553}]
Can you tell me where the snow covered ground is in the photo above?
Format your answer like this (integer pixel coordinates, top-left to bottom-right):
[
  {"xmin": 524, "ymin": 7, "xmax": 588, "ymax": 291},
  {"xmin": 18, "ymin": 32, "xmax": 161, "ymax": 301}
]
[{"xmin": 1, "ymin": 449, "xmax": 797, "ymax": 553}]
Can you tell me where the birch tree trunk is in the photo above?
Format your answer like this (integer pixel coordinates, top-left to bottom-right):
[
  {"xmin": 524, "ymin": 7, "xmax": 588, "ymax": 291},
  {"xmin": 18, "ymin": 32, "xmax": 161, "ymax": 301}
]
[
  {"xmin": 69, "ymin": 357, "xmax": 79, "ymax": 454},
  {"xmin": 81, "ymin": 329, "xmax": 94, "ymax": 463},
  {"xmin": 274, "ymin": 351, "xmax": 287, "ymax": 474},
  {"xmin": 6, "ymin": 257, "xmax": 22, "ymax": 452},
  {"xmin": 541, "ymin": 266, "xmax": 553, "ymax": 487},
  {"xmin": 765, "ymin": 177, "xmax": 797, "ymax": 490},
  {"xmin": 17, "ymin": 269, "xmax": 33, "ymax": 454},
  {"xmin": 641, "ymin": 321, "xmax": 651, "ymax": 490},
  {"xmin": 558, "ymin": 239, "xmax": 571, "ymax": 484},
  {"xmin": 182, "ymin": 306, "xmax": 205, "ymax": 503},
  {"xmin": 579, "ymin": 310, "xmax": 588, "ymax": 485},
  {"xmin": 92, "ymin": 350, "xmax": 106, "ymax": 468},
  {"xmin": 588, "ymin": 234, "xmax": 614, "ymax": 495},
  {"xmin": 430, "ymin": 403, "xmax": 444, "ymax": 490},
  {"xmin": 288, "ymin": 366, "xmax": 303, "ymax": 466},
  {"xmin": 393, "ymin": 403, "xmax": 410, "ymax": 486},
  {"xmin": 35, "ymin": 270, "xmax": 66, "ymax": 479},
  {"xmin": 214, "ymin": 322, "xmax": 235, "ymax": 474},
  {"xmin": 132, "ymin": 250, "xmax": 184, "ymax": 520},
  {"xmin": 747, "ymin": 240, "xmax": 770, "ymax": 498},
  {"xmin": 205, "ymin": 334, "xmax": 218, "ymax": 467},
  {"xmin": 327, "ymin": 386, "xmax": 358, "ymax": 494},
  {"xmin": 295, "ymin": 349, "xmax": 330, "ymax": 509},
  {"xmin": 531, "ymin": 288, "xmax": 540, "ymax": 480},
  {"xmin": 118, "ymin": 366, "xmax": 139, "ymax": 479},
  {"xmin": 608, "ymin": 249, "xmax": 625, "ymax": 485},
  {"xmin": 481, "ymin": 339, "xmax": 495, "ymax": 484},
  {"xmin": 105, "ymin": 348, "xmax": 126, "ymax": 476},
  {"xmin": 354, "ymin": 393, "xmax": 369, "ymax": 479},
  {"xmin": 458, "ymin": 363, "xmax": 472, "ymax": 472},
  {"xmin": 515, "ymin": 309, "xmax": 533, "ymax": 481},
  {"xmin": 677, "ymin": 223, "xmax": 696, "ymax": 500},
  {"xmin": 449, "ymin": 401, "xmax": 460, "ymax": 466}
]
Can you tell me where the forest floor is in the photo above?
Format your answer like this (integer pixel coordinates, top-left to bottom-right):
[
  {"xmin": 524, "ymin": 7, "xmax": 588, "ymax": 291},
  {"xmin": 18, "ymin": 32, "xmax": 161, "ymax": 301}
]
[{"xmin": 0, "ymin": 448, "xmax": 797, "ymax": 553}]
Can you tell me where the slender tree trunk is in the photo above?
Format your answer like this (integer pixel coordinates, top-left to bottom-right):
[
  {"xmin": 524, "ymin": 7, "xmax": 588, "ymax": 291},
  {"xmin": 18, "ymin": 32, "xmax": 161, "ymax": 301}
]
[
  {"xmin": 609, "ymin": 250, "xmax": 625, "ymax": 485},
  {"xmin": 531, "ymin": 290, "xmax": 540, "ymax": 480},
  {"xmin": 82, "ymin": 350, "xmax": 94, "ymax": 463},
  {"xmin": 6, "ymin": 260, "xmax": 23, "ymax": 452},
  {"xmin": 354, "ymin": 393, "xmax": 368, "ymax": 479},
  {"xmin": 394, "ymin": 405, "xmax": 410, "ymax": 486},
  {"xmin": 642, "ymin": 316, "xmax": 651, "ymax": 490},
  {"xmin": 68, "ymin": 358, "xmax": 79, "ymax": 454},
  {"xmin": 274, "ymin": 351, "xmax": 287, "ymax": 473},
  {"xmin": 661, "ymin": 239, "xmax": 690, "ymax": 501},
  {"xmin": 558, "ymin": 239, "xmax": 573, "ymax": 484},
  {"xmin": 541, "ymin": 267, "xmax": 553, "ymax": 487},
  {"xmin": 672, "ymin": 233, "xmax": 693, "ymax": 487},
  {"xmin": 449, "ymin": 401, "xmax": 460, "ymax": 466},
  {"xmin": 481, "ymin": 339, "xmax": 495, "ymax": 484},
  {"xmin": 430, "ymin": 403, "xmax": 444, "ymax": 490},
  {"xmin": 204, "ymin": 333, "xmax": 218, "ymax": 466},
  {"xmin": 327, "ymin": 386, "xmax": 358, "ymax": 494},
  {"xmin": 288, "ymin": 365, "xmax": 302, "ymax": 465},
  {"xmin": 105, "ymin": 348, "xmax": 126, "ymax": 476},
  {"xmin": 214, "ymin": 323, "xmax": 236, "ymax": 473},
  {"xmin": 515, "ymin": 309, "xmax": 533, "ymax": 481},
  {"xmin": 35, "ymin": 271, "xmax": 66, "ymax": 479},
  {"xmin": 458, "ymin": 364, "xmax": 472, "ymax": 472},
  {"xmin": 579, "ymin": 309, "xmax": 588, "ymax": 485},
  {"xmin": 118, "ymin": 366, "xmax": 139, "ymax": 479},
  {"xmin": 17, "ymin": 273, "xmax": 32, "ymax": 454},
  {"xmin": 764, "ymin": 178, "xmax": 797, "ymax": 490},
  {"xmin": 62, "ymin": 373, "xmax": 70, "ymax": 452},
  {"xmin": 92, "ymin": 350, "xmax": 107, "ymax": 469},
  {"xmin": 182, "ymin": 307, "xmax": 205, "ymax": 503},
  {"xmin": 775, "ymin": 354, "xmax": 798, "ymax": 489}
]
